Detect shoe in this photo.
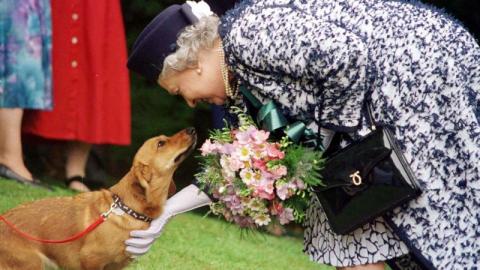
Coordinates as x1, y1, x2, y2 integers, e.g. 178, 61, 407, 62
0, 163, 52, 191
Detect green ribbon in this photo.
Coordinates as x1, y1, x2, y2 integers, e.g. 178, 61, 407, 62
239, 86, 318, 148
257, 101, 288, 131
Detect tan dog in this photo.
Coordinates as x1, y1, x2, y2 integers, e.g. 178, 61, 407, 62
0, 128, 197, 270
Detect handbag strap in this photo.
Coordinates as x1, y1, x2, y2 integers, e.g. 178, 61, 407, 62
365, 102, 377, 131
321, 101, 378, 156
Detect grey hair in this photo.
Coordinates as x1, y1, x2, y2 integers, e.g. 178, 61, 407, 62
160, 15, 220, 79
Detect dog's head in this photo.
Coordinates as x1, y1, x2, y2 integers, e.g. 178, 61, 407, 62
132, 127, 197, 200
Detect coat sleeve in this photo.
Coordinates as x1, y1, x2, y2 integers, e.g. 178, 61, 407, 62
222, 4, 369, 129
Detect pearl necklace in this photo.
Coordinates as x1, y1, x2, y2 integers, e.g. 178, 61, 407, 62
219, 41, 238, 98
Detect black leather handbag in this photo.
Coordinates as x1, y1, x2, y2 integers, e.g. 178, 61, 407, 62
315, 105, 421, 235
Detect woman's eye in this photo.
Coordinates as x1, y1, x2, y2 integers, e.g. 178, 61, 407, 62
157, 141, 166, 148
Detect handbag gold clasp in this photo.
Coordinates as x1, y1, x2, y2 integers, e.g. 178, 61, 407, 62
349, 171, 362, 186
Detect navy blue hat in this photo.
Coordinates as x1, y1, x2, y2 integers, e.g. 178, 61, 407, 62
127, 4, 199, 81
127, 1, 237, 81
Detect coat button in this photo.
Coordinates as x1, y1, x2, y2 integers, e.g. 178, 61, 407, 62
71, 37, 78, 44
72, 13, 79, 21
71, 60, 78, 68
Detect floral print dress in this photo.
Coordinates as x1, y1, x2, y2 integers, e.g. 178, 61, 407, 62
0, 0, 52, 109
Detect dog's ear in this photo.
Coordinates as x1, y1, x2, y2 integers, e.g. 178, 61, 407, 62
133, 162, 152, 190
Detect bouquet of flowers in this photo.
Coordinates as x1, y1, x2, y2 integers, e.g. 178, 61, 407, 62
196, 110, 323, 228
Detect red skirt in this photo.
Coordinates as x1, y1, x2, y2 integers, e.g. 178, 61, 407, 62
23, 0, 131, 145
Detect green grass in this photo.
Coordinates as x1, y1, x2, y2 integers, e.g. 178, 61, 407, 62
0, 179, 332, 270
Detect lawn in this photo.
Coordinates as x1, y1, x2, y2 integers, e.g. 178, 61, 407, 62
0, 179, 333, 270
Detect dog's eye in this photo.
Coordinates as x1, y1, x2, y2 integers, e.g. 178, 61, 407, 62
157, 140, 166, 148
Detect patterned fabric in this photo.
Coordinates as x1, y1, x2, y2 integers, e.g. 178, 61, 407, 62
220, 0, 480, 268
0, 0, 52, 109
304, 196, 409, 266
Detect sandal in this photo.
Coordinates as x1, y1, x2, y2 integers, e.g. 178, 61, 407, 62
65, 175, 103, 191
65, 176, 91, 192
0, 163, 52, 191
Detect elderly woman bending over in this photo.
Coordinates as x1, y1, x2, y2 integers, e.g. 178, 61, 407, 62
126, 1, 480, 269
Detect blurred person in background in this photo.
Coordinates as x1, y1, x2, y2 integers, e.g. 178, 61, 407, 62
22, 0, 131, 192
0, 0, 52, 188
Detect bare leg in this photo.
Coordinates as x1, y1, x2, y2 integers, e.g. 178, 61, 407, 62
0, 108, 32, 181
65, 141, 92, 192
338, 262, 385, 270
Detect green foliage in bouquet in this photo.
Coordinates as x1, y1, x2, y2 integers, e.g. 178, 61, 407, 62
277, 141, 324, 223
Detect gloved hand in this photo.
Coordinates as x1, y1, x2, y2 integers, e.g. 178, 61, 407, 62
125, 184, 211, 256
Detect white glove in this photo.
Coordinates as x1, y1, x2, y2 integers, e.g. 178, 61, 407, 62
125, 184, 211, 256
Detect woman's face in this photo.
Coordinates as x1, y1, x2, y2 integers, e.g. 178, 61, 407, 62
158, 40, 226, 108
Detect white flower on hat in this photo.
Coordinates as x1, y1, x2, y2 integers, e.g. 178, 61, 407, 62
186, 1, 213, 19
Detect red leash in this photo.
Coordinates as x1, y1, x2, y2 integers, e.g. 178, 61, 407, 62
0, 215, 107, 244
0, 202, 116, 244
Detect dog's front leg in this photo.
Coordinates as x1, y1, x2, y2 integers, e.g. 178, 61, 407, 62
0, 248, 46, 270
80, 254, 107, 270
79, 247, 110, 270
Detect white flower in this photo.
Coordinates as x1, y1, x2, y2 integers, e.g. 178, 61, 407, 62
248, 199, 266, 212
254, 213, 271, 226
235, 145, 252, 161
239, 168, 254, 184
186, 1, 213, 20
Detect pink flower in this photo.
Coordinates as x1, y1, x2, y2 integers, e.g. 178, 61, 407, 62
261, 179, 275, 194
233, 215, 255, 228
219, 143, 235, 155
266, 144, 285, 159
275, 182, 290, 200
220, 156, 236, 180
270, 200, 284, 215
252, 159, 267, 171
252, 179, 275, 200
228, 157, 244, 171
278, 207, 294, 225
223, 195, 243, 214
275, 181, 297, 200
251, 129, 269, 144
293, 178, 306, 190
200, 139, 219, 156
235, 128, 254, 145
270, 165, 287, 178
239, 168, 255, 184
221, 154, 244, 172
234, 145, 252, 161
254, 190, 274, 200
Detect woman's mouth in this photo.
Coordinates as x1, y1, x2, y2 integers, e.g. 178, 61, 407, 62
197, 98, 226, 105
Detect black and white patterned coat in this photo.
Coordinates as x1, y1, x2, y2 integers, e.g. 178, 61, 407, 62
219, 0, 480, 269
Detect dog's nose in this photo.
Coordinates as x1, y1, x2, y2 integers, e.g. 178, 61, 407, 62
186, 127, 196, 135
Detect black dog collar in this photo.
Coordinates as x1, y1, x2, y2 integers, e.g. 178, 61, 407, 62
111, 194, 153, 223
